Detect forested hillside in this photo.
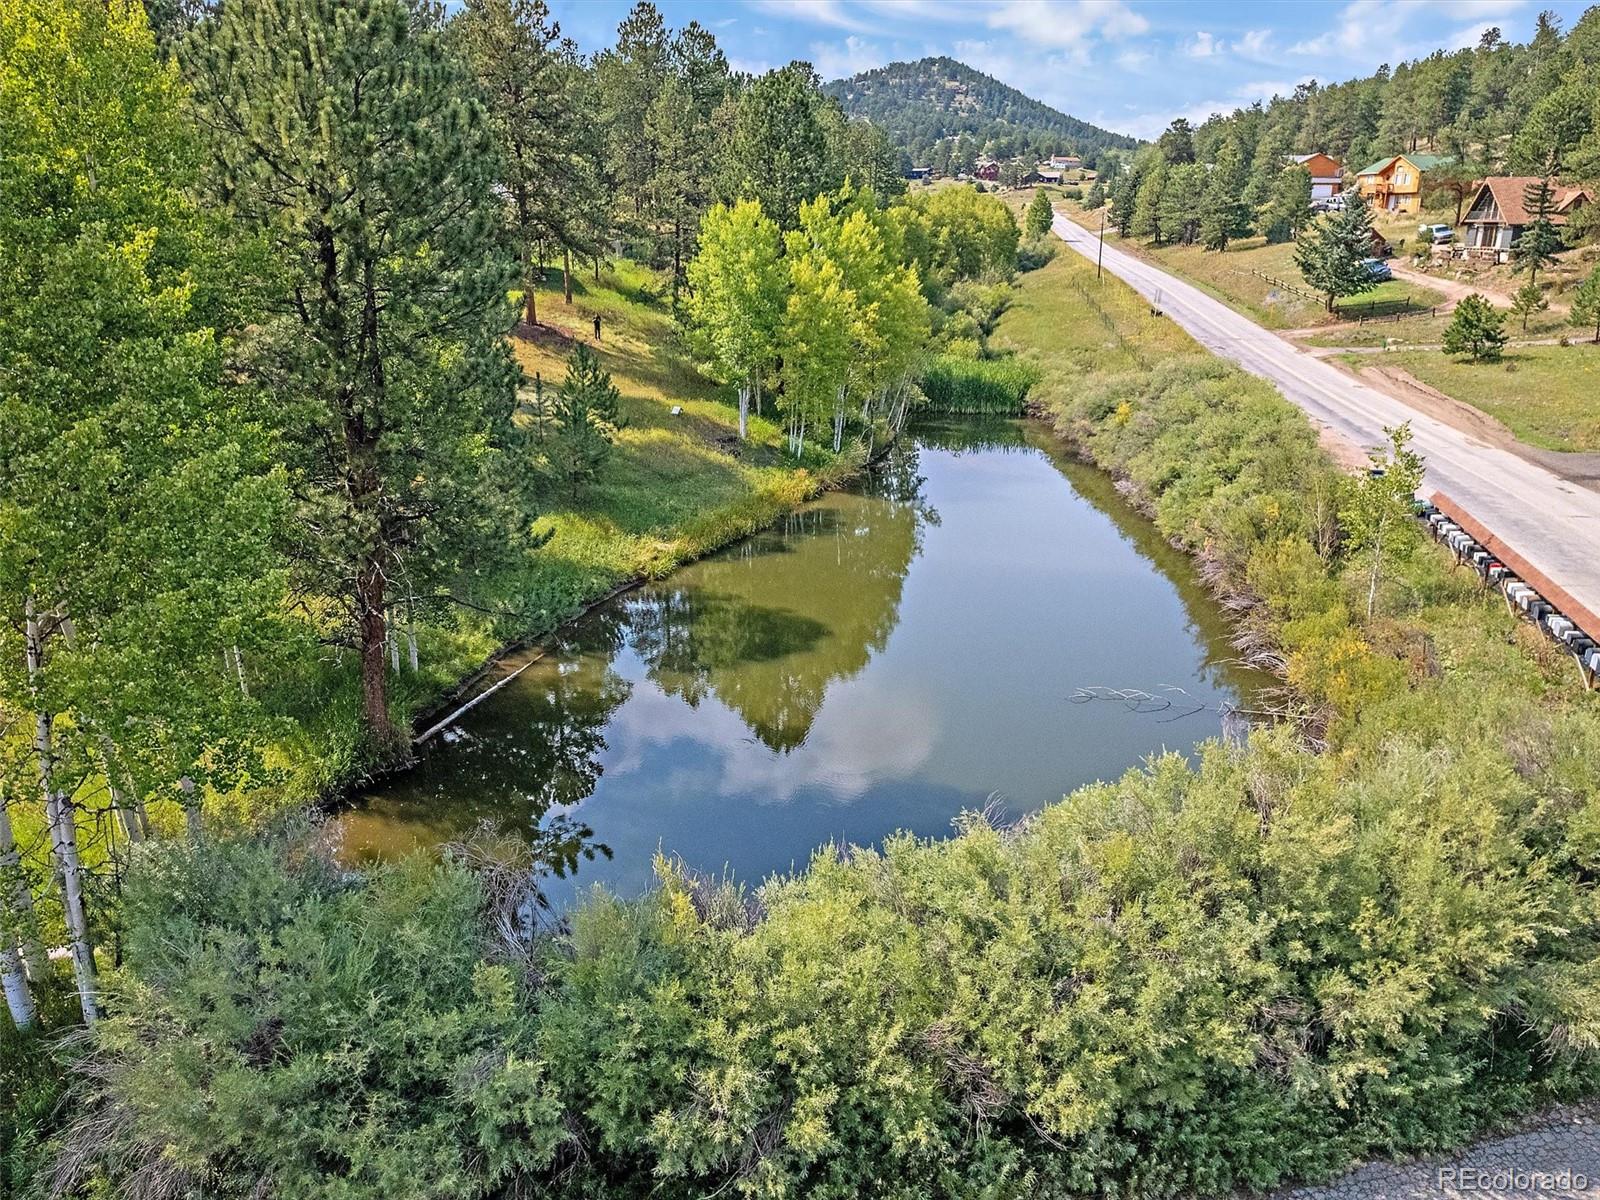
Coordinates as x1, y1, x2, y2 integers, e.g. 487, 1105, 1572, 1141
824, 55, 1138, 171
1096, 8, 1600, 274
1173, 10, 1600, 177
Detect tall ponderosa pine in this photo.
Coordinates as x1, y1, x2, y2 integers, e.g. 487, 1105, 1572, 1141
1262, 165, 1313, 244
721, 62, 840, 228
1, 0, 286, 1027
453, 0, 597, 326
594, 2, 669, 229
1200, 139, 1251, 251
190, 0, 526, 752
646, 22, 729, 293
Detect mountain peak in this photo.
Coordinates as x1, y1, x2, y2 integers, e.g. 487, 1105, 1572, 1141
823, 57, 1137, 165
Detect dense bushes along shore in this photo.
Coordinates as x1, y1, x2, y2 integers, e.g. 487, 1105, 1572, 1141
18, 255, 1600, 1199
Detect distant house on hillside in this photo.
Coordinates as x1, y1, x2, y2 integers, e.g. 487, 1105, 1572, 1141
1355, 153, 1452, 214
1288, 152, 1343, 199
1048, 154, 1081, 171
1033, 166, 1065, 184
975, 160, 1000, 181
1459, 177, 1593, 262
905, 165, 932, 181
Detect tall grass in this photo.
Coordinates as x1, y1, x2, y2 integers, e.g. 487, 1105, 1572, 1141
919, 353, 1041, 414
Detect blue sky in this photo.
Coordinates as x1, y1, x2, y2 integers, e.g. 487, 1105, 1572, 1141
546, 0, 1591, 140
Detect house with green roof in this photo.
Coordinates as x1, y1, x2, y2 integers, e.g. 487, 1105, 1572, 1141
1355, 153, 1454, 214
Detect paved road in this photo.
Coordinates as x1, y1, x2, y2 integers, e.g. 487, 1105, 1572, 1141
1270, 1103, 1600, 1200
1052, 214, 1600, 638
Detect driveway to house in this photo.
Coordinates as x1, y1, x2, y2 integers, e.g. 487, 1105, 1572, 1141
1053, 213, 1600, 639
1385, 260, 1518, 310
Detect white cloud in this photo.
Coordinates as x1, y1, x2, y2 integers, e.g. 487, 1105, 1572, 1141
1285, 0, 1528, 61
1237, 28, 1272, 58
1184, 30, 1221, 57
746, 0, 878, 34
1289, 0, 1409, 56
809, 34, 890, 79
986, 0, 1150, 51
1118, 75, 1312, 140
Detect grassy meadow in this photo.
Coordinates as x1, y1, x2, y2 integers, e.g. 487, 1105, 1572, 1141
1352, 342, 1600, 452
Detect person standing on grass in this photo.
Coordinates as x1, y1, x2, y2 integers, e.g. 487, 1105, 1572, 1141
593, 314, 601, 341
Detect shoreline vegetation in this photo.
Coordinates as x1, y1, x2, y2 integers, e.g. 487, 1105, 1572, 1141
374, 260, 862, 777
29, 237, 1600, 1199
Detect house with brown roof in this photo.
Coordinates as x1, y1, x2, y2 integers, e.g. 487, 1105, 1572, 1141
1289, 152, 1343, 199
1460, 177, 1593, 262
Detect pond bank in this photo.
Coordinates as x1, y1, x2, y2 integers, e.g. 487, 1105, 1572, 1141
337, 416, 1268, 901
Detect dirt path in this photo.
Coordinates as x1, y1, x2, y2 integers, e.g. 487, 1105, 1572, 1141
1387, 260, 1519, 309
1340, 360, 1600, 490
1269, 1102, 1600, 1200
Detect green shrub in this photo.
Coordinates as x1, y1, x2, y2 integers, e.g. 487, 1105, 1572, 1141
919, 354, 1041, 414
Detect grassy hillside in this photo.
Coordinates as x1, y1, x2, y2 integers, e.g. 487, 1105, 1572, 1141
267, 261, 852, 801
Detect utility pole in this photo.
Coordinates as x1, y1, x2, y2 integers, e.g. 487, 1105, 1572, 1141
1097, 208, 1106, 280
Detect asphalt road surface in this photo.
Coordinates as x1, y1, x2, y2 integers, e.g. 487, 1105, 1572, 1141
1053, 213, 1600, 637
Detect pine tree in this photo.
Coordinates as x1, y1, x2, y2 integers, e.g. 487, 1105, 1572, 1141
1512, 177, 1564, 285
454, 0, 598, 326
1200, 139, 1251, 250
1159, 163, 1205, 246
1262, 164, 1312, 244
546, 344, 623, 497
1442, 293, 1508, 361
1025, 187, 1054, 236
1569, 267, 1600, 342
1131, 159, 1167, 243
190, 0, 528, 753
1509, 279, 1547, 332
1084, 178, 1106, 210
1295, 194, 1379, 311
720, 62, 840, 228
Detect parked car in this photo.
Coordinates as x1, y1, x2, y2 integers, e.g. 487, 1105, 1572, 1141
1360, 257, 1393, 282
1418, 222, 1454, 244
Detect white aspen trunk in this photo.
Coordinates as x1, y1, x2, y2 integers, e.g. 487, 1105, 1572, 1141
832, 386, 845, 454
232, 645, 249, 699
737, 383, 749, 441
0, 797, 45, 981
389, 626, 400, 674
796, 414, 806, 458
754, 376, 762, 417
1, 933, 34, 1030
25, 601, 97, 1026
179, 776, 202, 841
407, 602, 419, 673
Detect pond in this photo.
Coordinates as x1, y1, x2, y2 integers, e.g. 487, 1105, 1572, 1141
335, 418, 1265, 903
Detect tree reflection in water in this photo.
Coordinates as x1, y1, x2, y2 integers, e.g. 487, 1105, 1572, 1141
627, 445, 932, 753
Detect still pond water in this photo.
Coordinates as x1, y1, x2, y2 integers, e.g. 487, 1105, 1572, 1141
337, 419, 1263, 903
